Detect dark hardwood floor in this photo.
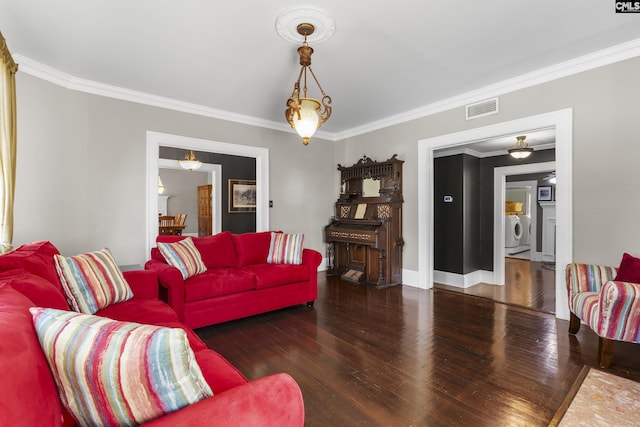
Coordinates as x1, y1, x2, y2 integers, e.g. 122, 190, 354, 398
435, 257, 556, 313
196, 274, 640, 426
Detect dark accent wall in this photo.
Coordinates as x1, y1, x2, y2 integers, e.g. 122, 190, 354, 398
434, 155, 463, 273
463, 155, 481, 274
159, 147, 256, 234
434, 149, 555, 274
434, 154, 480, 274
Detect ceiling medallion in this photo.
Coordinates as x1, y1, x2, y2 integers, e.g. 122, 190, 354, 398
275, 8, 336, 44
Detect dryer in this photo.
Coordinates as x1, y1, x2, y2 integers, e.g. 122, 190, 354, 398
517, 215, 531, 246
505, 215, 522, 248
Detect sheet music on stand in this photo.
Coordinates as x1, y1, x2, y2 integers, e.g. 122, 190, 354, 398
354, 203, 367, 219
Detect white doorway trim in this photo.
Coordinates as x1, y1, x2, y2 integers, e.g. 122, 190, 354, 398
494, 162, 555, 285
158, 159, 222, 237
146, 131, 269, 256
505, 179, 540, 261
417, 108, 572, 319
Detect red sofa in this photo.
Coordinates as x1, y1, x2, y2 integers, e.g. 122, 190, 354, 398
0, 241, 304, 426
145, 231, 322, 329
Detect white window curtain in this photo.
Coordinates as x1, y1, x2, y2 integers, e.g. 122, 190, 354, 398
0, 32, 18, 254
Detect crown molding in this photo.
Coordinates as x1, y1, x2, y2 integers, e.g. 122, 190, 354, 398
14, 37, 640, 142
334, 37, 640, 140
13, 54, 334, 142
434, 142, 556, 159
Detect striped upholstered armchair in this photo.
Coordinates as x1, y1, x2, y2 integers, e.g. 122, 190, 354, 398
566, 259, 640, 368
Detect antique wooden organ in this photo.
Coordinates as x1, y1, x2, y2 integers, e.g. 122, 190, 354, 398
325, 155, 404, 288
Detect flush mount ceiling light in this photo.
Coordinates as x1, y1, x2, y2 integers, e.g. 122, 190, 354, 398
508, 135, 533, 159
277, 9, 335, 145
545, 171, 557, 184
178, 150, 202, 171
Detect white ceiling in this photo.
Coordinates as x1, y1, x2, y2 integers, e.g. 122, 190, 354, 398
2, 1, 640, 140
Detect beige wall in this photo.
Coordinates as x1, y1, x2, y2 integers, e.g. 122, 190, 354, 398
15, 73, 336, 265
14, 55, 640, 272
337, 56, 640, 271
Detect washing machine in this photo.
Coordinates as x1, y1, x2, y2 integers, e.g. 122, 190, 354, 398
517, 215, 531, 246
505, 215, 522, 248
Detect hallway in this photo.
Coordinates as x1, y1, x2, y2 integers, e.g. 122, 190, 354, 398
434, 257, 556, 313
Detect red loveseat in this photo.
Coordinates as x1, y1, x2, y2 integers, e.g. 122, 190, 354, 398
145, 231, 322, 329
0, 241, 304, 426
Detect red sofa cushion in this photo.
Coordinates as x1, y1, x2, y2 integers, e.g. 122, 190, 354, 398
193, 232, 237, 268
184, 269, 256, 302
193, 349, 248, 394
231, 231, 273, 267
0, 286, 64, 426
243, 264, 310, 289
0, 269, 69, 310
0, 241, 63, 292
95, 298, 208, 352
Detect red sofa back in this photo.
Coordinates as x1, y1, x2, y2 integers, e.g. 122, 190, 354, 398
152, 231, 275, 268
0, 281, 66, 426
0, 241, 63, 292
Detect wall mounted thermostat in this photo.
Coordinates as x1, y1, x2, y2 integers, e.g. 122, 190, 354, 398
443, 195, 453, 203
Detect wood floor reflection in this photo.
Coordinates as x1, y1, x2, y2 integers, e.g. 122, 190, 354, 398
435, 257, 556, 313
196, 273, 640, 426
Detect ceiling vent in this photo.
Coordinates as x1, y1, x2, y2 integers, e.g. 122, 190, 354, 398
466, 98, 499, 120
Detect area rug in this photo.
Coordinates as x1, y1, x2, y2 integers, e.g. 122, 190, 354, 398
550, 366, 640, 426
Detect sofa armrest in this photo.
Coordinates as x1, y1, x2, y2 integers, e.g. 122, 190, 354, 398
302, 248, 322, 303
565, 263, 617, 296
598, 280, 640, 342
142, 373, 304, 427
302, 248, 322, 270
144, 259, 186, 321
123, 269, 159, 300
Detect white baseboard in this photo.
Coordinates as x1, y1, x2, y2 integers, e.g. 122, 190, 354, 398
434, 269, 494, 288
402, 269, 421, 288
540, 253, 556, 262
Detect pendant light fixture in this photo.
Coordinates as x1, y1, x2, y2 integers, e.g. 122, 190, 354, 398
178, 150, 202, 171
283, 22, 332, 145
158, 176, 165, 194
508, 135, 533, 159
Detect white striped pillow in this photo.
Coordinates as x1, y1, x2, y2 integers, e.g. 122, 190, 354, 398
157, 237, 207, 279
267, 232, 304, 265
54, 248, 133, 314
30, 307, 213, 427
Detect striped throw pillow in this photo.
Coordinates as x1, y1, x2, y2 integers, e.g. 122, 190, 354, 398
54, 248, 133, 314
30, 307, 213, 427
267, 232, 304, 265
157, 237, 207, 279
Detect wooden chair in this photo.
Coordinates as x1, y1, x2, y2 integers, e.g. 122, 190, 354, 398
159, 216, 176, 235
174, 213, 187, 227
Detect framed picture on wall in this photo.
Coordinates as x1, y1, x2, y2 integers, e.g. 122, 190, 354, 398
228, 179, 256, 213
537, 186, 552, 201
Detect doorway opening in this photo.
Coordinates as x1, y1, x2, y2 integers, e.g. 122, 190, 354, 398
146, 131, 270, 255
418, 109, 572, 319
158, 159, 222, 238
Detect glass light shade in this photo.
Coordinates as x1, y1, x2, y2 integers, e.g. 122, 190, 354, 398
158, 176, 165, 194
508, 148, 533, 159
293, 98, 321, 145
179, 160, 202, 171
